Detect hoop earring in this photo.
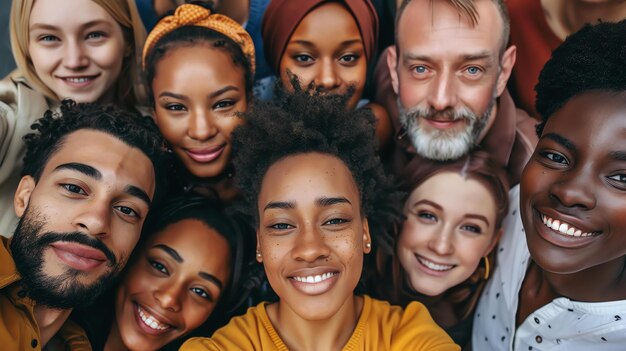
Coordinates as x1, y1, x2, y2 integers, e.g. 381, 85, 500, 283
483, 256, 490, 280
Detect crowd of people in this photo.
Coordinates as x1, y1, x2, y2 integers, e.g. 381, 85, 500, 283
0, 0, 624, 350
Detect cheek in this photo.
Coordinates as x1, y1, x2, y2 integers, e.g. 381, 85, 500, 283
156, 115, 186, 145
218, 114, 246, 142
458, 84, 496, 114
182, 304, 214, 332
94, 34, 127, 70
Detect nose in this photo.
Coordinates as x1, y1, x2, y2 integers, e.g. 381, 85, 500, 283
315, 59, 341, 91
187, 109, 218, 141
549, 166, 597, 210
427, 226, 455, 256
73, 198, 110, 237
427, 69, 457, 111
62, 39, 89, 70
291, 224, 331, 262
154, 282, 183, 312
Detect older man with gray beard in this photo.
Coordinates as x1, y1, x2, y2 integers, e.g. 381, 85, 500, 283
376, 0, 537, 185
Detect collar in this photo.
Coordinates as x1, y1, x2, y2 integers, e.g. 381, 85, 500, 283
395, 89, 518, 168
0, 236, 21, 289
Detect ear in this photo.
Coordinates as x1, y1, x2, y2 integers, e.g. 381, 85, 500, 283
255, 230, 263, 263
362, 219, 372, 254
14, 176, 36, 217
387, 46, 400, 95
495, 45, 516, 97
485, 227, 504, 255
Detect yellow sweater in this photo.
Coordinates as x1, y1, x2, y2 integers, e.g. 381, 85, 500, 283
181, 295, 460, 351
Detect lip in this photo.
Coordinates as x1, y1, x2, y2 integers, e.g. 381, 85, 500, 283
56, 74, 100, 88
414, 254, 456, 277
132, 302, 174, 336
532, 208, 601, 249
287, 267, 340, 296
184, 144, 226, 164
422, 118, 464, 130
50, 242, 107, 271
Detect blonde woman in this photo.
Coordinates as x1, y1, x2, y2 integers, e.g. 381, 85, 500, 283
0, 0, 146, 234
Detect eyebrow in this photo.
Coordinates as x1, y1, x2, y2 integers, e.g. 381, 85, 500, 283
158, 86, 239, 101
411, 199, 443, 211
153, 244, 223, 290
54, 162, 102, 180
609, 151, 626, 162
465, 214, 491, 226
30, 20, 113, 32
403, 50, 493, 63
543, 133, 577, 153
198, 272, 223, 290
289, 39, 362, 48
315, 196, 352, 207
264, 201, 295, 212
54, 162, 151, 206
153, 244, 183, 263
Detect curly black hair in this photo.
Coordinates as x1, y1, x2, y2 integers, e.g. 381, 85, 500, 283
21, 99, 168, 206
535, 20, 626, 135
232, 83, 402, 253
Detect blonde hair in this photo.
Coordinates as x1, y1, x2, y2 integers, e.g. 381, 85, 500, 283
9, 0, 147, 108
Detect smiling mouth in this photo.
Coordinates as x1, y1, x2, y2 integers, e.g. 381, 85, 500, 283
416, 255, 455, 272
291, 272, 338, 283
59, 75, 100, 85
135, 303, 172, 333
541, 214, 600, 238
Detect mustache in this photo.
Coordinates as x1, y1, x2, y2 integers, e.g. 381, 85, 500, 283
405, 105, 478, 122
38, 232, 117, 267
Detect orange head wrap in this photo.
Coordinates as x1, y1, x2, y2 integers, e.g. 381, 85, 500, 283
142, 3, 255, 74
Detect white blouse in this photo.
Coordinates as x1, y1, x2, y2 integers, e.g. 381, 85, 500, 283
472, 185, 626, 350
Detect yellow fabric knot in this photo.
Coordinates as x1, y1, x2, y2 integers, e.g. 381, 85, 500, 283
142, 3, 255, 75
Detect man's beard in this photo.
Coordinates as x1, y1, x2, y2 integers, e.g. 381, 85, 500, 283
398, 98, 495, 161
10, 206, 123, 309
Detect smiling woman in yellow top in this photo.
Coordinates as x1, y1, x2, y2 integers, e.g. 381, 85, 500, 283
180, 87, 460, 351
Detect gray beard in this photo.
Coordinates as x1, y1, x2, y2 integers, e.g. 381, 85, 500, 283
398, 99, 495, 161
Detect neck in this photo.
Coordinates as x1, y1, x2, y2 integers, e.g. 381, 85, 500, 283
542, 257, 626, 302
267, 296, 363, 351
542, 0, 626, 40
182, 167, 237, 202
33, 305, 72, 346
104, 319, 130, 351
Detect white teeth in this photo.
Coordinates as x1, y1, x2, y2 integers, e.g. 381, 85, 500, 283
292, 272, 337, 283
66, 77, 90, 83
417, 256, 454, 271
137, 305, 170, 331
541, 214, 597, 238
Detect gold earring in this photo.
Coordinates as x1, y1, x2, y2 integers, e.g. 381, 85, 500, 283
483, 256, 490, 280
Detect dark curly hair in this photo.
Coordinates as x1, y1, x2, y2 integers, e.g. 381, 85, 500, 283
535, 20, 626, 135
21, 100, 168, 206
232, 83, 402, 253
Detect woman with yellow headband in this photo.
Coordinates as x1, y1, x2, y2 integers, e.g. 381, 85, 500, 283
143, 2, 255, 203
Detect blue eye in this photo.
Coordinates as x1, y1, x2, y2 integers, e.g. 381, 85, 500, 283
40, 35, 60, 42
86, 31, 106, 40
417, 211, 437, 222
270, 223, 293, 230
608, 174, 626, 183
461, 224, 482, 234
466, 66, 481, 75
413, 66, 427, 74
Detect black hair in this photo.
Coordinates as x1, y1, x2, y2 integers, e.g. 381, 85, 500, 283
139, 195, 253, 333
232, 81, 402, 253
21, 100, 167, 206
535, 20, 626, 135
144, 23, 253, 105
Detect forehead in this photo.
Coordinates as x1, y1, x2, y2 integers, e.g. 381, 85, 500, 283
290, 3, 362, 43
542, 92, 626, 149
259, 153, 361, 206
41, 129, 155, 197
149, 219, 231, 273
409, 172, 496, 216
153, 45, 245, 90
397, 0, 503, 56
29, 0, 118, 28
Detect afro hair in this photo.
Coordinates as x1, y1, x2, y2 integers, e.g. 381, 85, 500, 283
232, 83, 402, 253
535, 20, 626, 135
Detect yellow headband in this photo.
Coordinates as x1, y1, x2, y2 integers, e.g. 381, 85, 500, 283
142, 4, 255, 75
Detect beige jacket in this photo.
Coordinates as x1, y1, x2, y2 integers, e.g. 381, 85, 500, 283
0, 73, 50, 236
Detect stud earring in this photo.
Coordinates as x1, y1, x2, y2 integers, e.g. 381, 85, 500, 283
256, 250, 262, 259
365, 242, 371, 249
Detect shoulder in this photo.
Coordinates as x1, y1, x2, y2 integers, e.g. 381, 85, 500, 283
364, 296, 461, 351
180, 303, 277, 351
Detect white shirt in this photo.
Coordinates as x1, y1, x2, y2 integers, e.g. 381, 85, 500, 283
472, 185, 626, 351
